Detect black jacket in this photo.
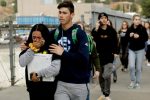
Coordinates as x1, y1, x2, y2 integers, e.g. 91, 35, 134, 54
125, 24, 148, 51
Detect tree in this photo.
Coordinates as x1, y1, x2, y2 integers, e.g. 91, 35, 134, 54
141, 0, 150, 18
0, 0, 7, 7
130, 3, 138, 12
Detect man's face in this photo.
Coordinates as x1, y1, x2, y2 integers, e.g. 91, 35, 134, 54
58, 7, 74, 25
133, 16, 141, 26
99, 16, 108, 25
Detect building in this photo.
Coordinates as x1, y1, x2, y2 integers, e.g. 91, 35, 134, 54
17, 0, 106, 24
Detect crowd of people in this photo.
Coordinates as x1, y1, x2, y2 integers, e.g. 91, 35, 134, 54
19, 1, 150, 100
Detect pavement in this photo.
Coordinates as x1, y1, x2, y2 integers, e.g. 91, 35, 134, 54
0, 65, 150, 100
0, 46, 150, 100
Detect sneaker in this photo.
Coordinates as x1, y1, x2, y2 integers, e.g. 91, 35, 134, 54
147, 62, 150, 67
124, 68, 127, 72
135, 83, 140, 89
105, 97, 111, 100
97, 95, 105, 100
113, 76, 117, 83
121, 68, 124, 72
128, 81, 135, 89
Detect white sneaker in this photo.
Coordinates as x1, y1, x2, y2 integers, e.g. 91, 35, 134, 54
128, 81, 135, 89
105, 97, 111, 100
135, 83, 140, 89
98, 95, 105, 100
147, 62, 150, 67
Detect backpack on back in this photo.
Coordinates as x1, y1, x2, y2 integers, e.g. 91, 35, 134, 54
54, 28, 94, 54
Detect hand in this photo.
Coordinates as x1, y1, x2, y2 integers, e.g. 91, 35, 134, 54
95, 21, 100, 31
20, 42, 28, 51
130, 32, 134, 37
49, 44, 64, 56
33, 39, 45, 49
114, 54, 118, 57
133, 33, 139, 39
30, 72, 40, 82
93, 71, 100, 79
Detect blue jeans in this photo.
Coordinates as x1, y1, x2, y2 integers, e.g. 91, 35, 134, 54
128, 49, 145, 84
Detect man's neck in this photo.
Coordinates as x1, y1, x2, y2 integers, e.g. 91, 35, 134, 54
62, 22, 73, 30
101, 24, 107, 30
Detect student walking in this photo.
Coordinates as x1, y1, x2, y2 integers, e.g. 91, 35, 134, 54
125, 15, 148, 89
118, 21, 129, 72
144, 21, 150, 66
49, 1, 90, 100
19, 24, 61, 100
92, 12, 119, 100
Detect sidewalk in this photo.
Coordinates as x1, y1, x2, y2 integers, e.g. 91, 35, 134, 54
0, 66, 150, 100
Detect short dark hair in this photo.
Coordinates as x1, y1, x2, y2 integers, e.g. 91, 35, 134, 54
132, 14, 141, 20
57, 1, 74, 13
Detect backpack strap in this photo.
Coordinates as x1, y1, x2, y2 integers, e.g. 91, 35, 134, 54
87, 34, 94, 54
54, 28, 59, 41
54, 28, 78, 44
72, 28, 78, 44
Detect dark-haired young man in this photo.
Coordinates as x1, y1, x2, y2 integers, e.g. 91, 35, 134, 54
92, 12, 119, 100
49, 1, 90, 100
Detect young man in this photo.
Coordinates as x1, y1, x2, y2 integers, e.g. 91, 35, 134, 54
92, 12, 119, 100
125, 15, 148, 89
49, 1, 90, 100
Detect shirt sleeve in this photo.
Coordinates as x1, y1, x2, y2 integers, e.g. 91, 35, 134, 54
19, 49, 34, 67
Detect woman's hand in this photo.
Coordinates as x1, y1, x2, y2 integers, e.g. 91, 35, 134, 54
30, 72, 40, 82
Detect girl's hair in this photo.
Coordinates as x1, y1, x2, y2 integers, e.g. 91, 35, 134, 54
26, 24, 51, 51
57, 1, 74, 13
118, 21, 128, 33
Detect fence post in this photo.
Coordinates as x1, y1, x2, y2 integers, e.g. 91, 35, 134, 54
9, 18, 15, 86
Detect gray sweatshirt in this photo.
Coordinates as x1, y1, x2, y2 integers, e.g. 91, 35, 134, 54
19, 48, 61, 78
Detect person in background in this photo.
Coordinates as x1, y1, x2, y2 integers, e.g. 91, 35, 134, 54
107, 19, 119, 83
19, 24, 60, 100
76, 21, 100, 100
125, 14, 148, 89
92, 12, 119, 100
118, 21, 129, 72
49, 1, 90, 100
144, 21, 150, 66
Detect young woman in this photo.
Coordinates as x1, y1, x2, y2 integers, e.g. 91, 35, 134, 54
144, 22, 150, 66
125, 15, 148, 89
118, 21, 129, 72
19, 24, 60, 100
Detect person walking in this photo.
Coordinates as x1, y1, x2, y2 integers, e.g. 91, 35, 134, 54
76, 21, 100, 100
92, 12, 119, 100
125, 15, 148, 89
49, 1, 90, 100
19, 24, 61, 100
144, 21, 150, 66
118, 21, 129, 72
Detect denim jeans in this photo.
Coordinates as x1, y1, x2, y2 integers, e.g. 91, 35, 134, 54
128, 49, 145, 84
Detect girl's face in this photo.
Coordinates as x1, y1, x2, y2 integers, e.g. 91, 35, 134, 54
32, 31, 43, 43
144, 22, 150, 29
122, 22, 128, 29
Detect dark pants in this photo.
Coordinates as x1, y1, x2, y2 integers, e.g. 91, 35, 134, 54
99, 65, 111, 97
146, 45, 150, 62
27, 81, 57, 100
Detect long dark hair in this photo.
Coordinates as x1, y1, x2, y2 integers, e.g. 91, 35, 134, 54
26, 24, 51, 51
